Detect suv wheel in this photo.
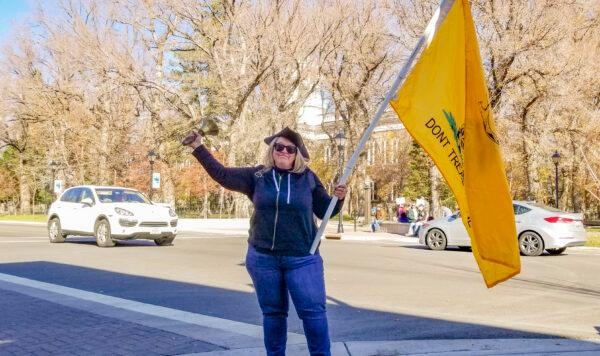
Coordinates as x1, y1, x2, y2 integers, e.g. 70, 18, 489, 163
154, 236, 175, 246
95, 219, 115, 247
48, 218, 66, 243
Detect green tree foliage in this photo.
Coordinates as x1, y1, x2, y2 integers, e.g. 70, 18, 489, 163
401, 141, 431, 202
437, 177, 456, 210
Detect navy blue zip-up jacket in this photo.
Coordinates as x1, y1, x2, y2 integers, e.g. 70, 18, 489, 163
192, 145, 343, 256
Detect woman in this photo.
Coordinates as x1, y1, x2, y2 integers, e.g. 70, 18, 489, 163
183, 127, 347, 356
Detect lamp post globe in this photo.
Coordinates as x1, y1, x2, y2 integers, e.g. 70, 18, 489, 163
335, 131, 346, 149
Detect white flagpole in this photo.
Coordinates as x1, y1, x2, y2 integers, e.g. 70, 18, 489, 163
310, 0, 456, 254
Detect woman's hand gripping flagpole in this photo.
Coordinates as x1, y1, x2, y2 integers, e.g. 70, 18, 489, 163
309, 0, 455, 254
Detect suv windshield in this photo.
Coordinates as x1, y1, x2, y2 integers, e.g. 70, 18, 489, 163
95, 189, 150, 204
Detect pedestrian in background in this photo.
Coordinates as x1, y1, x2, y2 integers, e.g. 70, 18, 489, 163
410, 202, 429, 236
406, 204, 419, 236
397, 203, 409, 223
183, 127, 346, 356
371, 205, 382, 232
441, 205, 453, 218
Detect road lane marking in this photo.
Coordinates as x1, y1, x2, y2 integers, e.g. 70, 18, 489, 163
0, 272, 304, 348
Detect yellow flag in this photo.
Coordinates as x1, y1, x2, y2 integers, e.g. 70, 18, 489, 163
390, 0, 520, 287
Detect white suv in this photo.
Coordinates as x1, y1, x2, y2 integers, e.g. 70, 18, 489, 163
47, 185, 177, 247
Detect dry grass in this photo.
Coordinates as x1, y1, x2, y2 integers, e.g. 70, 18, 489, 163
586, 230, 600, 247
0, 214, 47, 222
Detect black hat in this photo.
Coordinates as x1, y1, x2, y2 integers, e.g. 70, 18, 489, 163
264, 127, 310, 159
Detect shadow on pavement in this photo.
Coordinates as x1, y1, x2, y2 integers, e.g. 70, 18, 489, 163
0, 260, 597, 345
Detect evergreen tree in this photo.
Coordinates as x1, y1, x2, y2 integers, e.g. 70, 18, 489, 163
402, 141, 431, 202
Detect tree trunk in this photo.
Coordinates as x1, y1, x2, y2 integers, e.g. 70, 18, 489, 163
98, 114, 110, 184
18, 154, 31, 214
429, 164, 441, 218
161, 166, 176, 205
202, 178, 209, 219
219, 187, 224, 218
226, 195, 235, 216
568, 138, 578, 212
226, 150, 245, 218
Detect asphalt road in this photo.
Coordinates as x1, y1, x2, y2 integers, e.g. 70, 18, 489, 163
1, 222, 599, 343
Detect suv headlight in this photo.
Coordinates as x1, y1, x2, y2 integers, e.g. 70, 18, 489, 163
168, 208, 177, 217
115, 207, 134, 216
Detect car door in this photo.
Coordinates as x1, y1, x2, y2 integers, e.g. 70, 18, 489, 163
445, 212, 470, 246
59, 188, 82, 231
71, 188, 98, 233
50, 191, 69, 226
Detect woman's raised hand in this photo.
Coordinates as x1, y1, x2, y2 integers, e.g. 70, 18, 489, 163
182, 131, 203, 149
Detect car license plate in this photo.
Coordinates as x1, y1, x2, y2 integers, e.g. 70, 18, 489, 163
151, 228, 161, 235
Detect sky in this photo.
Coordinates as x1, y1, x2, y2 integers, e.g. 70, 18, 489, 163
0, 0, 32, 43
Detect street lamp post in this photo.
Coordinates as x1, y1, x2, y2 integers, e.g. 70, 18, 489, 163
364, 178, 372, 226
147, 150, 157, 201
551, 151, 561, 208
335, 131, 346, 233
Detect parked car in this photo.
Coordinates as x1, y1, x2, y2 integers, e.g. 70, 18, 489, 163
47, 185, 177, 247
418, 201, 586, 256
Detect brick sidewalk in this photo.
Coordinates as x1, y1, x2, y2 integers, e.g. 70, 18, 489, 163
0, 289, 221, 355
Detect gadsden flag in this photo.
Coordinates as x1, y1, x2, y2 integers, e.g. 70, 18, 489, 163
390, 0, 520, 287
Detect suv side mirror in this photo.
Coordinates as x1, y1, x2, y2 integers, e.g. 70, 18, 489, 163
81, 197, 94, 206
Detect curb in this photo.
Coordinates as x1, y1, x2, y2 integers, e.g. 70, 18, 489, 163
189, 338, 600, 355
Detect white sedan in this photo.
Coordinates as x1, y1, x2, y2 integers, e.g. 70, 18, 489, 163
47, 185, 177, 247
418, 201, 586, 256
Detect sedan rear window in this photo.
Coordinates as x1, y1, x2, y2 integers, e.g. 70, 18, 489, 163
513, 204, 532, 215
95, 189, 150, 204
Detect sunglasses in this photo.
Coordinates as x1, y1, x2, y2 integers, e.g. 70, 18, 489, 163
274, 143, 298, 154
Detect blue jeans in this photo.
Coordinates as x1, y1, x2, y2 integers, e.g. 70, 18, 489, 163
245, 246, 331, 356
